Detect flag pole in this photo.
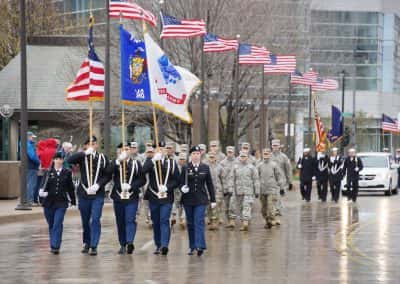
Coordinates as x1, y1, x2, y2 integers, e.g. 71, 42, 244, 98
308, 85, 313, 149
287, 74, 292, 158
89, 100, 93, 187
260, 65, 266, 150
142, 17, 163, 185
104, 0, 111, 157
119, 14, 127, 183
233, 35, 240, 152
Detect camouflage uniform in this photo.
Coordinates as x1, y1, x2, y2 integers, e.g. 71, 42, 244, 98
270, 150, 292, 215
219, 154, 237, 221
257, 159, 284, 227
205, 160, 225, 225
229, 160, 260, 221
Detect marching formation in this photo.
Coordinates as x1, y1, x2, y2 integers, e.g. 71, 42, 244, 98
38, 137, 296, 256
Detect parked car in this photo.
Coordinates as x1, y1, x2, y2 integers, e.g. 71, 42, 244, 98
342, 152, 399, 196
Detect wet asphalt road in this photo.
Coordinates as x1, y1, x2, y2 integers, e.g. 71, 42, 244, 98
1, 190, 400, 284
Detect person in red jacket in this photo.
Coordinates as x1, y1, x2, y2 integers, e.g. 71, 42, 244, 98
36, 139, 58, 205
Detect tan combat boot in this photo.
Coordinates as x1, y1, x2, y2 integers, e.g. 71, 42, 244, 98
179, 218, 186, 230
225, 219, 236, 228
239, 220, 249, 231
208, 220, 218, 231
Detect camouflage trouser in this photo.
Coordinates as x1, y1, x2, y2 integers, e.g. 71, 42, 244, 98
229, 194, 254, 221
172, 188, 185, 220
260, 194, 275, 221
223, 194, 232, 221
207, 197, 224, 221
272, 193, 283, 215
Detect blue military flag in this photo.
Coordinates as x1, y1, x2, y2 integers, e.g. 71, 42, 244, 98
120, 26, 151, 105
327, 105, 343, 143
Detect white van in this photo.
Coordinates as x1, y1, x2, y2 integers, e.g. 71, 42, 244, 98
342, 152, 399, 196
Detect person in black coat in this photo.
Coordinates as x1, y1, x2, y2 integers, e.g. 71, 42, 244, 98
328, 147, 344, 203
109, 143, 146, 254
39, 152, 76, 254
315, 148, 329, 202
142, 142, 180, 256
297, 148, 316, 202
66, 136, 111, 255
180, 145, 216, 256
343, 148, 364, 202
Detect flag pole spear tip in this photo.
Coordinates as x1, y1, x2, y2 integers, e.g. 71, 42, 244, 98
236, 34, 240, 39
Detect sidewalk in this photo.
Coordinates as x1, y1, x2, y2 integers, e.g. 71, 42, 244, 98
0, 199, 114, 225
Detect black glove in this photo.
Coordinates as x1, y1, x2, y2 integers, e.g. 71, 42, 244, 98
255, 194, 259, 199
280, 189, 285, 196
288, 183, 293, 190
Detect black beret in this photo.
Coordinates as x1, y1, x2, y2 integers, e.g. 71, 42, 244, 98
84, 135, 97, 145
189, 145, 201, 154
53, 152, 64, 159
159, 141, 166, 147
117, 143, 123, 149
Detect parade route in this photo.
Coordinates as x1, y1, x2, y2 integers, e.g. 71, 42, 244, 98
1, 190, 400, 283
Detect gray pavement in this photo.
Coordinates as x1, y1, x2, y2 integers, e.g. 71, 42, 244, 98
1, 190, 400, 283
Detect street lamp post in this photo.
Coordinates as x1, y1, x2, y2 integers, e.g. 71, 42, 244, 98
15, 0, 31, 211
340, 70, 346, 154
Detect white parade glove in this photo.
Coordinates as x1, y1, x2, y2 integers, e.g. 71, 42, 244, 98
91, 183, 100, 192
39, 188, 48, 198
86, 188, 96, 195
211, 202, 217, 209
298, 164, 302, 169
152, 152, 163, 162
118, 151, 128, 162
312, 176, 316, 181
355, 167, 359, 172
84, 147, 94, 156
70, 205, 77, 209
181, 185, 189, 194
159, 185, 168, 193
121, 183, 131, 191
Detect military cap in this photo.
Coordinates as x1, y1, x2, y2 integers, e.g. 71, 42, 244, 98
226, 146, 235, 152
146, 146, 154, 153
166, 142, 175, 149
209, 140, 219, 147
262, 148, 271, 154
190, 145, 201, 154
158, 141, 166, 148
331, 147, 339, 152
271, 139, 281, 146
241, 142, 250, 148
53, 152, 64, 159
348, 148, 356, 153
146, 141, 153, 147
303, 148, 310, 153
239, 151, 248, 157
84, 135, 97, 145
129, 141, 138, 148
208, 152, 216, 158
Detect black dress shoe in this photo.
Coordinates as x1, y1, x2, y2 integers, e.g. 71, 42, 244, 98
118, 246, 126, 255
197, 249, 203, 256
89, 248, 97, 256
50, 248, 59, 255
127, 243, 135, 254
161, 247, 169, 255
154, 248, 161, 255
81, 244, 89, 254
187, 249, 195, 256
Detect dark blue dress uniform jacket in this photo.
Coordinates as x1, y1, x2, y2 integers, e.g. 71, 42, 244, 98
179, 162, 216, 206
41, 167, 76, 208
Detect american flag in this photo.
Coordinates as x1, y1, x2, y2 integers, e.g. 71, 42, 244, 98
290, 70, 318, 86
312, 77, 339, 91
109, 0, 157, 27
315, 110, 326, 152
160, 13, 206, 38
203, 33, 238, 53
382, 114, 400, 133
263, 54, 296, 74
238, 44, 270, 65
67, 15, 104, 101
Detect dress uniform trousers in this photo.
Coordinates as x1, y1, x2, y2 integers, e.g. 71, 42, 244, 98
78, 196, 104, 249
113, 201, 139, 246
